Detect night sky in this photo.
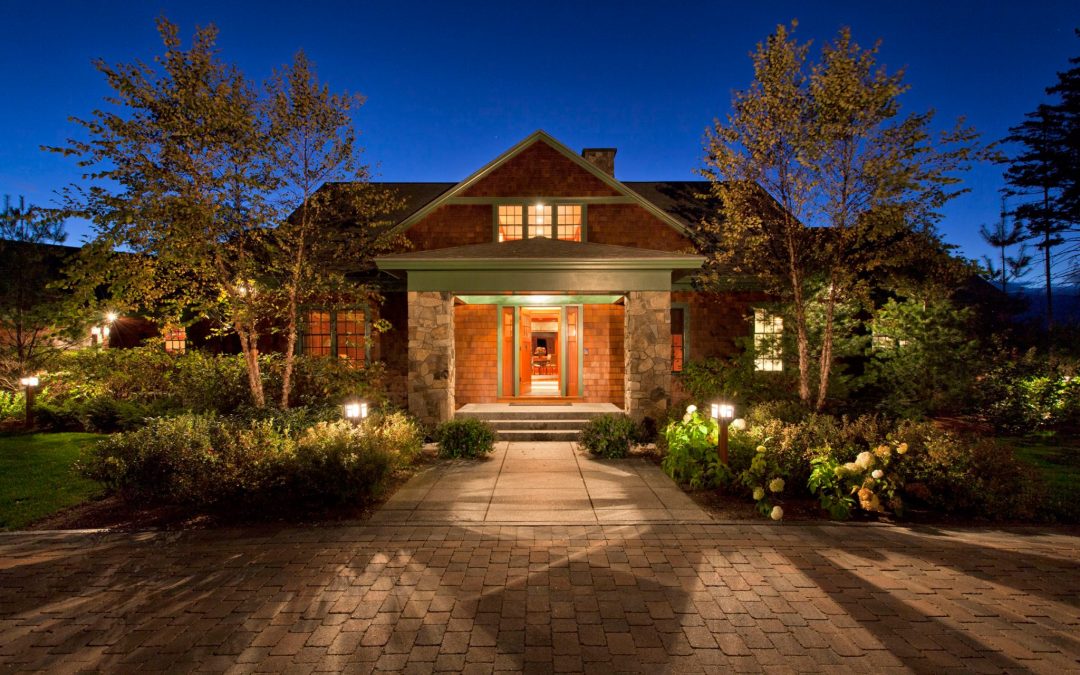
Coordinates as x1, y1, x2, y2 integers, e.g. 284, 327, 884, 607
2, 1, 1077, 275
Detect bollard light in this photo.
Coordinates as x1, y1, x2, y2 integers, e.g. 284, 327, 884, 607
343, 401, 369, 424
20, 376, 39, 429
710, 401, 735, 465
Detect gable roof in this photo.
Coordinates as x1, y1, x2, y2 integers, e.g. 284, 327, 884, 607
388, 130, 696, 237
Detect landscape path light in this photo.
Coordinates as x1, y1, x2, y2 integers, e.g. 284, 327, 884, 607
19, 376, 39, 430
343, 400, 369, 426
710, 402, 735, 465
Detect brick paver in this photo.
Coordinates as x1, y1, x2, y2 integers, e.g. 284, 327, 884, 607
1, 523, 1078, 673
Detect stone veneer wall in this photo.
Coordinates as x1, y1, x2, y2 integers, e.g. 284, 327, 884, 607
624, 291, 672, 421
407, 291, 455, 428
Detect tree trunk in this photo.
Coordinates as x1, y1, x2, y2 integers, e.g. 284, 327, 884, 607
1043, 185, 1054, 334
815, 282, 838, 411
790, 271, 812, 406
279, 286, 299, 409
237, 325, 265, 408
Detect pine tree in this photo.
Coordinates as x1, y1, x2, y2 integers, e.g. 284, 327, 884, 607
980, 197, 1030, 293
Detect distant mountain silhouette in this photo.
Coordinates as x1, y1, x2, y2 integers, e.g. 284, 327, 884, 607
1005, 284, 1080, 324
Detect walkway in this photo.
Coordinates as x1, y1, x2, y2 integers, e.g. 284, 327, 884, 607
1, 524, 1077, 672
371, 441, 711, 524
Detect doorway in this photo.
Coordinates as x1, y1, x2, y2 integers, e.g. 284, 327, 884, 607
497, 304, 582, 400
520, 307, 560, 396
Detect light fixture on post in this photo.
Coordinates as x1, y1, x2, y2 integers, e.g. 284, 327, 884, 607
343, 401, 369, 425
710, 402, 735, 465
19, 376, 39, 430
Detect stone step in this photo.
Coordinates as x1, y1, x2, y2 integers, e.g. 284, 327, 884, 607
497, 429, 582, 442
457, 410, 607, 421
488, 419, 591, 430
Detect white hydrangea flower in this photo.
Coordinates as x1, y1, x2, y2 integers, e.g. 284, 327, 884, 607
682, 413, 691, 422
896, 443, 909, 455
769, 478, 785, 493
872, 469, 884, 480
753, 487, 765, 501
731, 418, 747, 431
686, 404, 697, 414
855, 451, 874, 471
770, 506, 784, 521
755, 445, 767, 454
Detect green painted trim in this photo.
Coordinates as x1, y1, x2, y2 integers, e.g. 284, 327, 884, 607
512, 306, 520, 397
389, 130, 691, 237
577, 305, 584, 398
449, 196, 634, 205
457, 294, 623, 306
406, 269, 676, 292
581, 203, 589, 243
559, 306, 567, 396
496, 307, 504, 398
382, 258, 703, 271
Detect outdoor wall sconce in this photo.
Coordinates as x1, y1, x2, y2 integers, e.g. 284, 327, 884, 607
19, 376, 39, 430
343, 401, 369, 424
711, 402, 735, 465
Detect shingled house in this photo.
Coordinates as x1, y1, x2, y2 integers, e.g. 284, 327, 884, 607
305, 131, 777, 427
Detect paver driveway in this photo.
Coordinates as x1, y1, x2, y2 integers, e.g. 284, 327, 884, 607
373, 441, 710, 524
1, 523, 1077, 673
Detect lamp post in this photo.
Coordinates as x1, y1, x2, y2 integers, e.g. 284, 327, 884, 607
19, 376, 39, 430
710, 402, 735, 465
343, 401, 369, 426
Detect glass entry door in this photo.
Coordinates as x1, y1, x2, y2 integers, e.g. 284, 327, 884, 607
497, 304, 584, 399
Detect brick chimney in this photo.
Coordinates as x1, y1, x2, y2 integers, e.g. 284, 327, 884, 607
581, 148, 617, 177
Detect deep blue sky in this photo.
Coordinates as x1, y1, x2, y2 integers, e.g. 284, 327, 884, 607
3, 1, 1078, 273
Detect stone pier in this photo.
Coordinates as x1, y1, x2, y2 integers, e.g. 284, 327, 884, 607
407, 291, 455, 428
624, 290, 671, 421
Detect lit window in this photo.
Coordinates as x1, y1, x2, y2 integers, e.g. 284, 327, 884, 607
671, 306, 686, 372
335, 310, 366, 364
527, 205, 552, 238
557, 205, 582, 242
164, 325, 187, 354
498, 206, 523, 242
303, 311, 332, 356
303, 310, 366, 365
753, 308, 783, 371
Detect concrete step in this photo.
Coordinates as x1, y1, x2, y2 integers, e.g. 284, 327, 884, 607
497, 429, 582, 442
489, 419, 591, 431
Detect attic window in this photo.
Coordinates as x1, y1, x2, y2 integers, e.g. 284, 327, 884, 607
498, 206, 523, 242
557, 205, 582, 242
527, 205, 552, 238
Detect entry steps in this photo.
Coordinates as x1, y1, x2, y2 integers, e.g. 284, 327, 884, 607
455, 403, 621, 442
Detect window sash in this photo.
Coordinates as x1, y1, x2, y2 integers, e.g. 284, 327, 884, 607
753, 309, 783, 371
495, 203, 584, 242
302, 309, 367, 364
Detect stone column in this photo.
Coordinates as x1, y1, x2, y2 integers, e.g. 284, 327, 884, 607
407, 291, 455, 428
624, 291, 672, 421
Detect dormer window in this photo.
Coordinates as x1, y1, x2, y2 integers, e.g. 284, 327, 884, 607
495, 203, 584, 242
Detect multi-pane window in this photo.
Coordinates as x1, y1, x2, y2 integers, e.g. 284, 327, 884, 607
163, 325, 187, 354
526, 205, 552, 238
498, 205, 523, 242
303, 311, 333, 356
335, 310, 365, 363
671, 307, 686, 372
303, 310, 367, 365
557, 205, 582, 242
495, 203, 585, 242
753, 308, 783, 372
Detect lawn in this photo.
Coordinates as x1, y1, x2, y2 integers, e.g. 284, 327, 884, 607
1011, 435, 1080, 521
0, 432, 105, 530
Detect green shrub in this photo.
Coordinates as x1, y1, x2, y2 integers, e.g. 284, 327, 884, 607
435, 418, 497, 459
79, 411, 423, 514
580, 413, 638, 459
292, 421, 398, 506
660, 406, 728, 488
0, 390, 24, 424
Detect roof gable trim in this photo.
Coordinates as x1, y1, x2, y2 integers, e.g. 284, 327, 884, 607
392, 130, 691, 236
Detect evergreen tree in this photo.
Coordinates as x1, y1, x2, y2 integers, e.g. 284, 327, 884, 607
979, 197, 1031, 293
